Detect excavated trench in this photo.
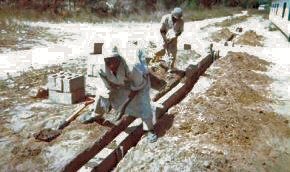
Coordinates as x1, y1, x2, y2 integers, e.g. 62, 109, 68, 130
114, 52, 290, 172
62, 53, 217, 172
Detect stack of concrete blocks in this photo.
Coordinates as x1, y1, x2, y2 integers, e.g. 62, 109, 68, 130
86, 43, 105, 96
48, 72, 85, 104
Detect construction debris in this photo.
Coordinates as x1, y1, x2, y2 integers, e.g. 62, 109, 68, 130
28, 86, 48, 98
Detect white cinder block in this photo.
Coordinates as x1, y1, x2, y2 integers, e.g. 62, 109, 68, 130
62, 73, 85, 93
49, 89, 85, 104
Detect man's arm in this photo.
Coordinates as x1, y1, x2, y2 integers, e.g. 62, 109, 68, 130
160, 28, 167, 42
99, 71, 120, 89
97, 69, 113, 98
160, 15, 168, 43
127, 64, 148, 98
175, 19, 184, 37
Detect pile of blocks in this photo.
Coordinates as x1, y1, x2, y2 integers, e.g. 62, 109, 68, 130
47, 72, 85, 104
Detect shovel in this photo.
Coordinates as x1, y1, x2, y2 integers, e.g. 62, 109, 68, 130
34, 97, 94, 142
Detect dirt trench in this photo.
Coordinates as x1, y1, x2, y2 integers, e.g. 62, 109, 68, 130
115, 52, 290, 172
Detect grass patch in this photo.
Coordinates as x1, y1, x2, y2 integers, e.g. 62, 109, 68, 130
184, 6, 242, 21
0, 6, 243, 23
0, 80, 7, 91
0, 65, 63, 110
248, 9, 269, 19
0, 18, 70, 52
214, 15, 249, 27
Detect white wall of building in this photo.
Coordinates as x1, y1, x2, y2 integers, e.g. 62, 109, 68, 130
269, 0, 290, 41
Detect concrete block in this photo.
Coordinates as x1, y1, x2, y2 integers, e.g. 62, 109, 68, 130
184, 44, 191, 50
47, 74, 64, 92
87, 54, 105, 78
87, 64, 94, 77
92, 43, 103, 54
49, 88, 85, 104
86, 77, 104, 96
47, 72, 85, 93
62, 73, 85, 93
87, 64, 99, 77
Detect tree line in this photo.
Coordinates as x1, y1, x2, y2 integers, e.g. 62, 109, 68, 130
0, 0, 271, 15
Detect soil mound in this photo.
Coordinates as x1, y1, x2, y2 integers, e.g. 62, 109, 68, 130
236, 30, 264, 47
211, 28, 236, 42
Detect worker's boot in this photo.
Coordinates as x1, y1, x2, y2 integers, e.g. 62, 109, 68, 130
79, 111, 101, 124
147, 130, 158, 143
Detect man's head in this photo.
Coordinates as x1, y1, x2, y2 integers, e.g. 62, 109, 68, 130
104, 46, 121, 73
171, 7, 183, 19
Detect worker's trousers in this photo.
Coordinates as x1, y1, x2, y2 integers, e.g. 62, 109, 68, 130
91, 85, 155, 131
153, 38, 177, 68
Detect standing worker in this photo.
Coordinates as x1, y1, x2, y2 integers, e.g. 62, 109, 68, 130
80, 46, 158, 143
154, 7, 184, 69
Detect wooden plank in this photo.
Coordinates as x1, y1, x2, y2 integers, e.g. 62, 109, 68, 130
62, 116, 135, 172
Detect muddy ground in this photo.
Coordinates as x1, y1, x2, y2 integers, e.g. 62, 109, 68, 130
115, 52, 290, 172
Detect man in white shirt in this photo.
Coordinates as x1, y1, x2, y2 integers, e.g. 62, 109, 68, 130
154, 7, 184, 69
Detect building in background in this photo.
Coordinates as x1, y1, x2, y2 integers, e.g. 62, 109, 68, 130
269, 0, 290, 41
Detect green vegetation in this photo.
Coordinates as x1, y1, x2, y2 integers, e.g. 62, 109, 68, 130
184, 6, 242, 21
0, 0, 271, 52
214, 15, 249, 27
248, 9, 270, 19
0, 80, 7, 91
0, 0, 271, 23
0, 19, 61, 52
0, 6, 244, 23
